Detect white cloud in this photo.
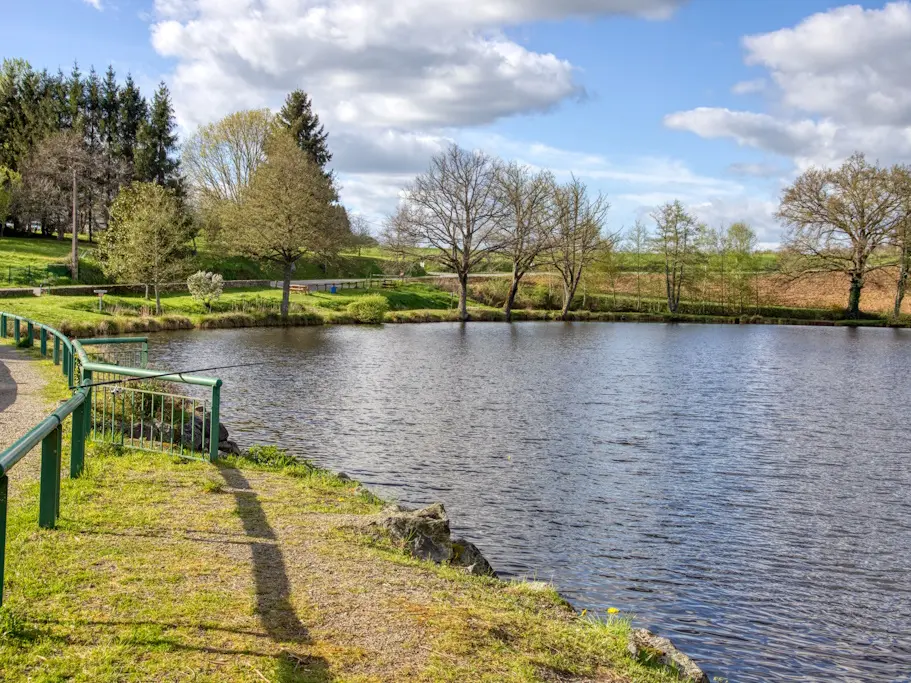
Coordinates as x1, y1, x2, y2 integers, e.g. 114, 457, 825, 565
665, 1, 911, 170
151, 0, 684, 132
82, 0, 102, 9
148, 0, 687, 218
731, 78, 765, 95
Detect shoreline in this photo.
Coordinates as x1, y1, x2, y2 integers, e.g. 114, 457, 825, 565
35, 307, 911, 338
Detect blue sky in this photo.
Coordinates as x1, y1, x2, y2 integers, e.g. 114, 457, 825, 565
5, 0, 908, 245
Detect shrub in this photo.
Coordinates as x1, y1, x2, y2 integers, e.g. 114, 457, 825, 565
187, 271, 224, 311
347, 295, 389, 324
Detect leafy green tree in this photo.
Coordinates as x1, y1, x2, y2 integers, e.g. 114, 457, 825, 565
135, 82, 180, 189
277, 90, 332, 171
100, 182, 189, 314
226, 132, 343, 318
0, 165, 21, 237
726, 221, 757, 314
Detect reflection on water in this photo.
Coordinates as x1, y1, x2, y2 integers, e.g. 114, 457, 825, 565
151, 322, 911, 682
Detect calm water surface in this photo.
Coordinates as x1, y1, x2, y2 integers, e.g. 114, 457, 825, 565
151, 322, 911, 683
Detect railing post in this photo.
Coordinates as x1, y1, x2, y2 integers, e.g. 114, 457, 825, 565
53, 336, 60, 365
13, 320, 20, 346
71, 399, 86, 478
209, 381, 221, 462
40, 327, 48, 356
26, 321, 34, 347
0, 313, 6, 337
83, 368, 93, 439
39, 425, 61, 529
0, 474, 7, 607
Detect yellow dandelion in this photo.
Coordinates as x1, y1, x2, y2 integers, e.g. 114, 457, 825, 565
607, 607, 620, 614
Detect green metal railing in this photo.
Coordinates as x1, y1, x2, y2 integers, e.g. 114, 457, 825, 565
0, 313, 223, 606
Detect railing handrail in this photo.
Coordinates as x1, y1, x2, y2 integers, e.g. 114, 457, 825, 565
71, 339, 220, 388
0, 390, 87, 476
0, 311, 224, 607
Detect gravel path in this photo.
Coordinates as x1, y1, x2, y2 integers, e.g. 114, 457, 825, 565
0, 342, 50, 488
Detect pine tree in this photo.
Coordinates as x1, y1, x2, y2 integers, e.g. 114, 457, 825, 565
118, 73, 146, 169
83, 67, 102, 157
67, 61, 84, 134
100, 65, 119, 154
135, 82, 180, 188
277, 90, 332, 171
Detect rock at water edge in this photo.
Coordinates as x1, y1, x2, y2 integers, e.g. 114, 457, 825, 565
451, 538, 496, 577
627, 628, 709, 683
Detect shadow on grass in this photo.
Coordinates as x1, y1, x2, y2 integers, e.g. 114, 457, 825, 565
219, 466, 308, 642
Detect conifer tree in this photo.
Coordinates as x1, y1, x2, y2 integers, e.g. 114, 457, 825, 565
118, 73, 146, 168
277, 90, 332, 171
135, 82, 180, 189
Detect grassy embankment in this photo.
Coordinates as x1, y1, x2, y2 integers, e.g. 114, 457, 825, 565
0, 234, 390, 286
1, 279, 906, 337
0, 342, 683, 683
4, 233, 907, 329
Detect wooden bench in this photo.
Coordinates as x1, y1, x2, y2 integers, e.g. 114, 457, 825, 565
289, 284, 310, 295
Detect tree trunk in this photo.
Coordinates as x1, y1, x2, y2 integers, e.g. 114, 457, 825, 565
503, 268, 522, 322
71, 169, 79, 282
560, 278, 576, 320
665, 262, 676, 313
847, 275, 863, 319
895, 251, 910, 319
281, 261, 293, 320
154, 283, 162, 315
457, 272, 469, 322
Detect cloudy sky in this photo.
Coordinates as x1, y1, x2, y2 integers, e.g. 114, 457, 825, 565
7, 0, 910, 245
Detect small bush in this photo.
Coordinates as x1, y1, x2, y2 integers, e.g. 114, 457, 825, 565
242, 445, 300, 468
187, 271, 224, 311
347, 295, 389, 324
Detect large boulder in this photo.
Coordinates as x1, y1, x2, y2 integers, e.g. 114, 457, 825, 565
181, 413, 230, 452
379, 503, 453, 564
372, 504, 496, 575
627, 628, 709, 683
451, 538, 496, 576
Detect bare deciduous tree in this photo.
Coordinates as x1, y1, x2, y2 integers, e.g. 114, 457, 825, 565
651, 200, 700, 314
18, 130, 90, 277
495, 162, 555, 321
548, 177, 609, 320
778, 153, 905, 319
393, 144, 505, 321
625, 220, 649, 312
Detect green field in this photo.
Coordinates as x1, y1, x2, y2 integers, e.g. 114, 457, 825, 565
0, 234, 392, 286
0, 283, 470, 335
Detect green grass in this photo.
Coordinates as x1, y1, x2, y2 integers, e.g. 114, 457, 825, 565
0, 283, 476, 336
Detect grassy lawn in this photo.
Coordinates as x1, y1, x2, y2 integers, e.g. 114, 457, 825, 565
0, 346, 684, 683
0, 284, 470, 335
0, 235, 390, 287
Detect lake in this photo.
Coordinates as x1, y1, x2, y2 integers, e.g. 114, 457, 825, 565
150, 322, 911, 682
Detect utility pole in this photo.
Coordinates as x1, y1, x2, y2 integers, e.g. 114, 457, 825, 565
71, 167, 78, 282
